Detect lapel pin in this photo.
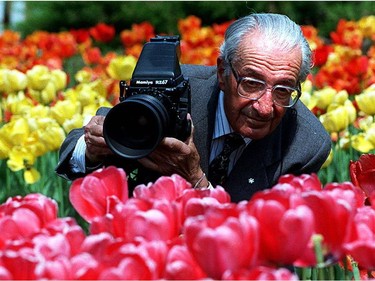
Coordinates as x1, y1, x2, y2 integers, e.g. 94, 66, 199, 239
248, 178, 255, 184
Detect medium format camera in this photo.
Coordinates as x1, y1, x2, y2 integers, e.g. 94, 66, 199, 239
103, 35, 191, 159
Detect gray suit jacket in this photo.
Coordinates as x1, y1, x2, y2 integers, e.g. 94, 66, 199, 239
56, 64, 332, 202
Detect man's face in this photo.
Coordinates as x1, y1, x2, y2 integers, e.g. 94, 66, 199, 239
218, 32, 302, 140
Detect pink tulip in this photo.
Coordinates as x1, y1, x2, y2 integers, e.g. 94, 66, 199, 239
0, 208, 41, 245
0, 193, 58, 227
70, 253, 101, 279
222, 266, 299, 280
344, 206, 375, 270
98, 254, 154, 280
89, 197, 150, 238
350, 153, 375, 198
93, 240, 168, 280
133, 174, 192, 201
273, 173, 323, 193
164, 244, 207, 280
69, 166, 129, 223
35, 257, 73, 280
184, 205, 259, 279
246, 190, 314, 266
42, 217, 86, 257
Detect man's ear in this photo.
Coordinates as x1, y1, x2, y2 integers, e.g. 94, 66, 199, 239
217, 57, 226, 91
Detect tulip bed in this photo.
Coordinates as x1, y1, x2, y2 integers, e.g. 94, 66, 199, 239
0, 15, 375, 279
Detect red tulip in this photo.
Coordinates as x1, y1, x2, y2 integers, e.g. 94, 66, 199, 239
344, 206, 375, 270
69, 166, 129, 223
89, 22, 115, 43
246, 190, 314, 266
0, 246, 38, 280
0, 266, 12, 280
184, 205, 259, 279
301, 189, 355, 262
325, 181, 366, 208
70, 28, 91, 44
350, 154, 375, 198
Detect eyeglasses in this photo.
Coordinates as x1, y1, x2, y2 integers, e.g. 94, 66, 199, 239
230, 63, 301, 108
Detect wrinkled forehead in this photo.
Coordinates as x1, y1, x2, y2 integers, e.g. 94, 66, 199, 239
237, 31, 302, 59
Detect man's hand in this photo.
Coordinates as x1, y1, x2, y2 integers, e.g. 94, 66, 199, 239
84, 115, 113, 165
138, 117, 208, 188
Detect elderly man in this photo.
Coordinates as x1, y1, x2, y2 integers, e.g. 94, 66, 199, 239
56, 13, 331, 202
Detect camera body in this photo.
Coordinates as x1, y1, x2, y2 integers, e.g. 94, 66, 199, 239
103, 35, 191, 159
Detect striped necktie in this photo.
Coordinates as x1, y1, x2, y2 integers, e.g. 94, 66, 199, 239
208, 133, 244, 186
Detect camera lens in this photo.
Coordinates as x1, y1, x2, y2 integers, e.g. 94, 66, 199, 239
103, 94, 170, 159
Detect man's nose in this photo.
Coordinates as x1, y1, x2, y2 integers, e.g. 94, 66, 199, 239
252, 91, 274, 118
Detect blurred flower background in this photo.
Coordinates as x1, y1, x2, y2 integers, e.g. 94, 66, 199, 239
0, 2, 374, 279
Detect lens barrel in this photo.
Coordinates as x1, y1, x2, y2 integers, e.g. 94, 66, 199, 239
103, 94, 170, 159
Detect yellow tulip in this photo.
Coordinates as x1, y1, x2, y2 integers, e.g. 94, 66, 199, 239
26, 65, 51, 91
312, 87, 337, 111
75, 69, 92, 83
106, 55, 137, 81
75, 84, 100, 106
63, 113, 83, 133
51, 69, 68, 91
357, 116, 374, 131
351, 133, 375, 153
0, 69, 10, 93
24, 167, 41, 184
344, 100, 357, 124
8, 117, 30, 145
88, 80, 107, 97
26, 132, 48, 157
3, 92, 34, 115
7, 69, 28, 92
357, 15, 375, 38
332, 90, 349, 105
40, 81, 57, 104
50, 100, 82, 125
355, 85, 375, 115
0, 132, 12, 159
365, 124, 375, 147
38, 123, 66, 151
7, 147, 36, 172
30, 117, 65, 151
319, 105, 351, 133
28, 104, 50, 119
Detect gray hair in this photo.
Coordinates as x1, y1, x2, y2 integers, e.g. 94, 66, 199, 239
219, 13, 312, 82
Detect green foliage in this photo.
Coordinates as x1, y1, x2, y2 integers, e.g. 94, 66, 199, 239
13, 1, 375, 38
